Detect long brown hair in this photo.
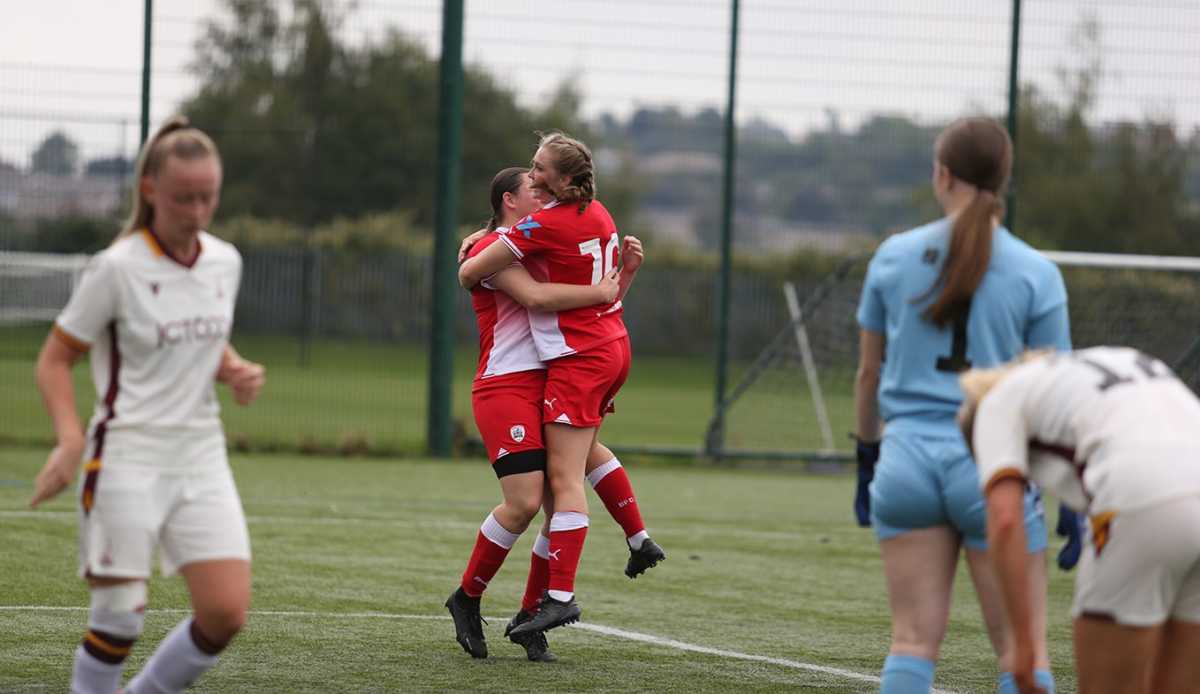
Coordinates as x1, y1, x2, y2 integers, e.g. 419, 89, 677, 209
117, 116, 221, 240
536, 131, 595, 213
487, 167, 528, 231
923, 117, 1012, 327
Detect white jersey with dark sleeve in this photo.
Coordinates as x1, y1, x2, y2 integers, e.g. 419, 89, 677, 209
54, 229, 241, 437
973, 346, 1200, 514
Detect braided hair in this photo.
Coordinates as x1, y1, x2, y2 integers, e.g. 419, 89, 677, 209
536, 131, 595, 213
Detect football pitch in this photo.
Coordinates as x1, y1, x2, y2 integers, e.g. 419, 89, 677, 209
2, 447, 1079, 692
0, 327, 853, 456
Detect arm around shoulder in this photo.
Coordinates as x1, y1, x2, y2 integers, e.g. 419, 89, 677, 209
459, 239, 518, 290
491, 266, 618, 312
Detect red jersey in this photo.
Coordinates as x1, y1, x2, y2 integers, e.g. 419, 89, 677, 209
497, 199, 627, 360
468, 232, 545, 382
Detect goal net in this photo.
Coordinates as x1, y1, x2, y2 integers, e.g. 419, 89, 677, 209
0, 251, 90, 324
709, 251, 1200, 461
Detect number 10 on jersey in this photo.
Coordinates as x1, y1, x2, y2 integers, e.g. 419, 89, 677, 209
579, 237, 620, 284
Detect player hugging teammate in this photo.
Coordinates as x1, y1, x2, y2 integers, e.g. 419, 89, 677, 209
448, 132, 666, 661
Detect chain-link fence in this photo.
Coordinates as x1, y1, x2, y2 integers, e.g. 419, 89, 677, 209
2, 0, 1198, 457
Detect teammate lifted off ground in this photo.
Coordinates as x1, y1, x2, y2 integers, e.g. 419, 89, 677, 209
461, 133, 643, 641
448, 163, 662, 662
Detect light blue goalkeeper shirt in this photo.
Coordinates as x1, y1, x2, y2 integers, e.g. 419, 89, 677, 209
856, 217, 1071, 436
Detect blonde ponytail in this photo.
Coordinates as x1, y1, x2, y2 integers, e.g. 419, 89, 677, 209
117, 116, 221, 240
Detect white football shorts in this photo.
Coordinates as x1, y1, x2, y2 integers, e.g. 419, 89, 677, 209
78, 428, 251, 579
1072, 494, 1200, 626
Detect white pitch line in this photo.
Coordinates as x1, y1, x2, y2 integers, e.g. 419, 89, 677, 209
0, 605, 959, 693
571, 621, 881, 686
0, 509, 816, 542
0, 606, 447, 619
0, 509, 477, 531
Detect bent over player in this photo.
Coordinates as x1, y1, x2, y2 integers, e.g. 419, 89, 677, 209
961, 347, 1200, 694
30, 117, 263, 694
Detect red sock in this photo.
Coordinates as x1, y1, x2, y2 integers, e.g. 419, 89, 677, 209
521, 535, 551, 613
460, 514, 519, 597
547, 512, 589, 597
590, 461, 645, 540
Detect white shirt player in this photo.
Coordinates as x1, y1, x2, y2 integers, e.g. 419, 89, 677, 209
55, 229, 241, 437
973, 346, 1200, 515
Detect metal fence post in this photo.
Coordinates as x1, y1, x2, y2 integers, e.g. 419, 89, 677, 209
1005, 0, 1022, 231
706, 0, 741, 459
427, 0, 465, 457
299, 244, 315, 367
140, 0, 153, 145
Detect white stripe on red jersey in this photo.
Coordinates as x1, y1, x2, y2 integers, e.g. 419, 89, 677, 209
469, 232, 545, 380
498, 199, 627, 360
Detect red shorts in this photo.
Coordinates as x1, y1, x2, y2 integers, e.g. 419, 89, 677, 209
472, 370, 548, 476
543, 335, 631, 428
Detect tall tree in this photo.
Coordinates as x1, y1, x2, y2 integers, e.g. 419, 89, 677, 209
31, 131, 80, 177
184, 0, 593, 228
1015, 13, 1197, 254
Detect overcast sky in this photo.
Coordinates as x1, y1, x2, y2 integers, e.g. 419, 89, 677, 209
1, 0, 1196, 165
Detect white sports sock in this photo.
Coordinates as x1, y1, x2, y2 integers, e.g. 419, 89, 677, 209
547, 589, 573, 602
125, 618, 218, 694
71, 645, 124, 694
586, 458, 621, 487
549, 511, 589, 532
480, 512, 521, 549
532, 533, 551, 559
627, 530, 649, 549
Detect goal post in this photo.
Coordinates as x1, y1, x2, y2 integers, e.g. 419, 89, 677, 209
708, 249, 1200, 462
0, 251, 90, 324
783, 280, 835, 453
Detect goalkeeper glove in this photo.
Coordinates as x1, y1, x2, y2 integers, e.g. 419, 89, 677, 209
1055, 504, 1085, 571
853, 438, 880, 527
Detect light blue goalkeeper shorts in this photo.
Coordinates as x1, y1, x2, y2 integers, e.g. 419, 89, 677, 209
869, 428, 1047, 553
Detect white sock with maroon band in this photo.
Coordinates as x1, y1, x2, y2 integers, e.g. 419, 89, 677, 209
72, 582, 146, 694
71, 645, 124, 694
125, 618, 219, 694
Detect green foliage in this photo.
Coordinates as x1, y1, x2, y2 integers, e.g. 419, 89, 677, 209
599, 13, 1199, 256
213, 210, 429, 252
30, 131, 80, 177
1014, 15, 1200, 254
211, 215, 304, 248
29, 216, 115, 253
184, 0, 611, 229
